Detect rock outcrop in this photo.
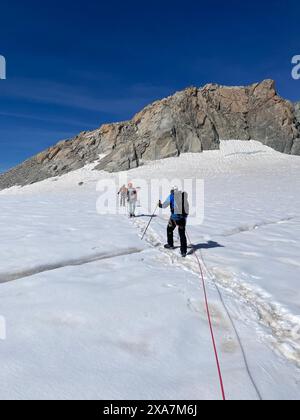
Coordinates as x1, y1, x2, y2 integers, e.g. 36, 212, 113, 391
295, 102, 300, 122
0, 80, 299, 190
293, 102, 300, 154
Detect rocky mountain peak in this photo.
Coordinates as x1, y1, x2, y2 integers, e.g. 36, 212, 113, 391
0, 79, 299, 190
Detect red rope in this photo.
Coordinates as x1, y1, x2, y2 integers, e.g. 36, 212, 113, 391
186, 231, 226, 401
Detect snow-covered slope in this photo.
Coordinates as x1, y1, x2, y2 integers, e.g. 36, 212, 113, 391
0, 141, 299, 400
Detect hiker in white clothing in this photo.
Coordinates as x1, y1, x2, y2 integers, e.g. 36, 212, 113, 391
127, 183, 138, 218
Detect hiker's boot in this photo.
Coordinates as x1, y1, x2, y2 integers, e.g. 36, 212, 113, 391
164, 244, 175, 250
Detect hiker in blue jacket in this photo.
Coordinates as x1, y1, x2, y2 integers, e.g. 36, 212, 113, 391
159, 186, 189, 257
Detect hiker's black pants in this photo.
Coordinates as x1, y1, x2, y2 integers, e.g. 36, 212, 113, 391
167, 218, 187, 254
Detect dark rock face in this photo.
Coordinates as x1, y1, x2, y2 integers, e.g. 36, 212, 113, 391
292, 103, 300, 155
295, 102, 300, 122
0, 80, 299, 190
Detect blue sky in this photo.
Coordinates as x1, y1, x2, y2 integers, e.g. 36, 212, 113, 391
0, 0, 299, 171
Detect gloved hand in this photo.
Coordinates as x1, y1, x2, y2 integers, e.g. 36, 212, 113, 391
158, 200, 162, 208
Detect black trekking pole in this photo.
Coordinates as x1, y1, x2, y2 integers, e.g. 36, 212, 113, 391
141, 205, 158, 240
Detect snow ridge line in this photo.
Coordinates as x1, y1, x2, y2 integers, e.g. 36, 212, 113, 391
0, 248, 143, 284
222, 216, 295, 237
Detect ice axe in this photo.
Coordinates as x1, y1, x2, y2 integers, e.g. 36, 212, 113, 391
141, 205, 158, 240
